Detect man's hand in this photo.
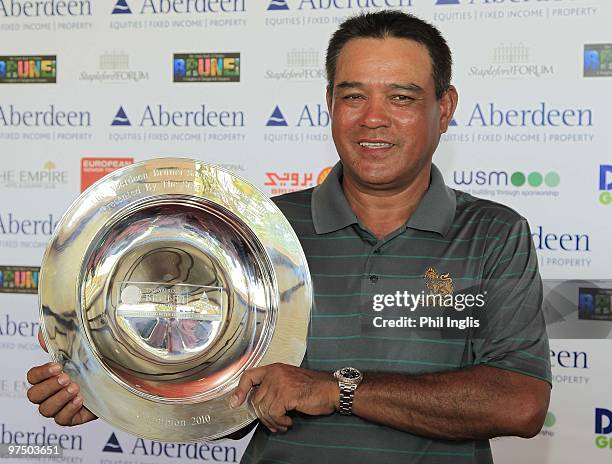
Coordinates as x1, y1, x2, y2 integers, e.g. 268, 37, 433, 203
26, 330, 97, 426
230, 363, 339, 433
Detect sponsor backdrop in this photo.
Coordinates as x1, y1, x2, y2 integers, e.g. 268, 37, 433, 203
1, 0, 611, 463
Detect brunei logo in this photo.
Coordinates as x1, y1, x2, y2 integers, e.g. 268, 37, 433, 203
112, 0, 132, 14
266, 105, 288, 126
424, 267, 454, 295
268, 0, 289, 10
111, 106, 131, 126
102, 432, 123, 453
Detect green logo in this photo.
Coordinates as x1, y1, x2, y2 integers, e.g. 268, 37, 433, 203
544, 412, 556, 428
510, 171, 560, 188
600, 191, 612, 205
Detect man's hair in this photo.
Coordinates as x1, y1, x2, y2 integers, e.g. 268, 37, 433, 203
326, 10, 452, 99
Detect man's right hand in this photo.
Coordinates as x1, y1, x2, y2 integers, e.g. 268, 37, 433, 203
26, 330, 97, 426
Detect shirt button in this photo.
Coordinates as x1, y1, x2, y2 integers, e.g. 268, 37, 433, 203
369, 274, 379, 283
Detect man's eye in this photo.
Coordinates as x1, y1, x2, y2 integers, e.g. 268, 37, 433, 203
392, 95, 414, 102
343, 94, 365, 100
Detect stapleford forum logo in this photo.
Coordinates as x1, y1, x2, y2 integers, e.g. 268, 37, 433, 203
0, 56, 56, 84
173, 53, 240, 83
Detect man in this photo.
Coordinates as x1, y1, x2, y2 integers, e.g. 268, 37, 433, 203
27, 10, 551, 463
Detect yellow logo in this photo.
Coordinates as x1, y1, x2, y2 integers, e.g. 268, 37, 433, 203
424, 267, 454, 295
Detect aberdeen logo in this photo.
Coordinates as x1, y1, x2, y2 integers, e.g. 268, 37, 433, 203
268, 0, 289, 10
0, 0, 92, 17
0, 56, 56, 84
110, 104, 244, 128
584, 44, 612, 78
266, 106, 288, 126
595, 408, 612, 450
111, 106, 131, 126
265, 104, 329, 127
110, 0, 245, 15
112, 0, 131, 14
173, 53, 240, 83
599, 165, 612, 205
0, 266, 39, 294
103, 432, 124, 453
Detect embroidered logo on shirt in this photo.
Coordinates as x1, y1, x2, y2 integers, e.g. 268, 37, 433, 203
424, 267, 454, 296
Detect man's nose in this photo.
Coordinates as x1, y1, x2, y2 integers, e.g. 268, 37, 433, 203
360, 98, 391, 129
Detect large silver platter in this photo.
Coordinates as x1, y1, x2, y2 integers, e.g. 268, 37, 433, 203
39, 158, 312, 442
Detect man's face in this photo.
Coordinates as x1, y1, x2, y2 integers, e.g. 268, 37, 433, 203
327, 37, 457, 191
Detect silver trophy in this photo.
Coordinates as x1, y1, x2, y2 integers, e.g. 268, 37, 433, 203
39, 158, 312, 442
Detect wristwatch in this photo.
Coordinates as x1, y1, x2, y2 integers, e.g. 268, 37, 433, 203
333, 366, 363, 415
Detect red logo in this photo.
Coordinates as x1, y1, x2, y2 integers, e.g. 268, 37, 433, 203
81, 157, 134, 192
264, 166, 332, 195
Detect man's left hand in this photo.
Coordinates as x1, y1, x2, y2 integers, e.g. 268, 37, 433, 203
230, 363, 339, 433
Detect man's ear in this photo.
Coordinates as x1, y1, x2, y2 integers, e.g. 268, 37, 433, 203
326, 86, 333, 116
439, 85, 458, 134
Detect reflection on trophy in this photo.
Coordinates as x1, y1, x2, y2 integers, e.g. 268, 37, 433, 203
39, 158, 312, 442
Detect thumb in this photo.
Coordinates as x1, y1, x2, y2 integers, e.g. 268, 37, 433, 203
230, 367, 266, 408
37, 330, 48, 353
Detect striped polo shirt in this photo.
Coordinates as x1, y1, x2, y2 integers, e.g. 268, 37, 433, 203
241, 162, 551, 464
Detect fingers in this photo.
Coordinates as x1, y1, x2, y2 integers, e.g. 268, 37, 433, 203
260, 389, 293, 432
37, 329, 48, 353
27, 362, 62, 385
37, 382, 80, 419
231, 367, 266, 408
54, 397, 97, 426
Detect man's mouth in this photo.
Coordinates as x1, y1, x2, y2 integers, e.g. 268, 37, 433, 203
358, 141, 394, 149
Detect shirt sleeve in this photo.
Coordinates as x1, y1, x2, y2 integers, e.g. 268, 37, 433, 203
472, 215, 552, 385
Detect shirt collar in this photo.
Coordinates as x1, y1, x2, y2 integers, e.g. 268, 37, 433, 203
311, 161, 456, 237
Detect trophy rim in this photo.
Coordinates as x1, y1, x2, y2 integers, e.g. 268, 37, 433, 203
39, 157, 312, 442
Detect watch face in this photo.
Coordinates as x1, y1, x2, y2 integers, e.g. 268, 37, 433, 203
341, 367, 361, 379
